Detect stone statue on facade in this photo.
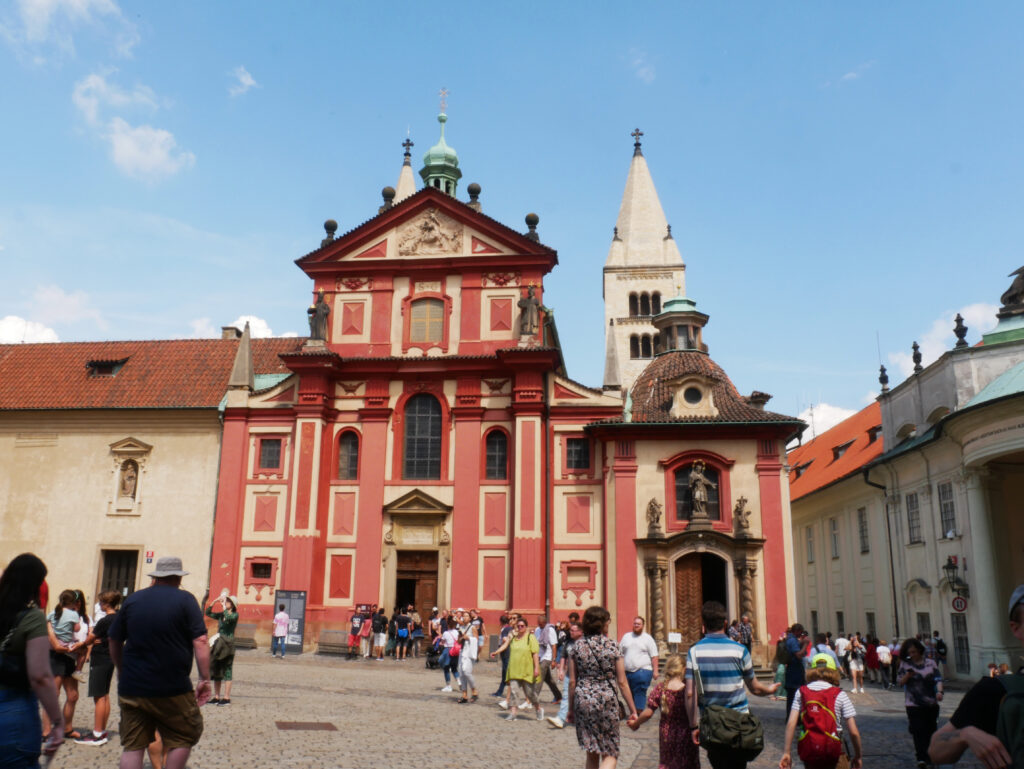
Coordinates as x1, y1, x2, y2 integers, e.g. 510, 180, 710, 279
307, 289, 330, 341
689, 460, 716, 519
646, 497, 663, 536
518, 285, 540, 336
119, 461, 138, 499
999, 266, 1024, 316
733, 496, 751, 537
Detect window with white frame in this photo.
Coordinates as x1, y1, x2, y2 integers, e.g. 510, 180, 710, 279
857, 507, 870, 553
829, 517, 840, 558
938, 481, 957, 537
806, 526, 815, 563
906, 493, 922, 543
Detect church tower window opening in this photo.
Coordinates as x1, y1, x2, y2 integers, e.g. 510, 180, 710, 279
652, 292, 662, 314
404, 394, 443, 480
629, 294, 639, 317
337, 430, 359, 480
639, 293, 651, 317
640, 335, 652, 358
630, 335, 640, 359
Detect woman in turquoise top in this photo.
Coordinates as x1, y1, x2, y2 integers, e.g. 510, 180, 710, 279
205, 595, 239, 705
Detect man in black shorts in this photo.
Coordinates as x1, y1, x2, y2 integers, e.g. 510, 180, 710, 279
109, 556, 211, 769
74, 591, 121, 746
929, 583, 1024, 767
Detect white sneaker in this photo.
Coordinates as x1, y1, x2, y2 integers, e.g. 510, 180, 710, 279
536, 707, 544, 721
498, 700, 509, 710
72, 671, 87, 683
859, 688, 865, 694
441, 685, 453, 692
546, 716, 564, 728
851, 686, 858, 692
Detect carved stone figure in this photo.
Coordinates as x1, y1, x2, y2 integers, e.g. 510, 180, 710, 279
518, 284, 540, 335
120, 460, 138, 499
999, 267, 1024, 316
397, 208, 462, 255
689, 460, 716, 518
646, 497, 663, 532
307, 289, 330, 341
733, 496, 751, 536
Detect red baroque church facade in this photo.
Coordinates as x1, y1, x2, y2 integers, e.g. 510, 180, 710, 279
208, 127, 803, 650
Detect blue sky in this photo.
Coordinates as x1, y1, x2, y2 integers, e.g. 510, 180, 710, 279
2, 2, 1021, 435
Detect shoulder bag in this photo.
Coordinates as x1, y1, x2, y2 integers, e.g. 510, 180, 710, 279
0, 609, 32, 689
691, 646, 765, 760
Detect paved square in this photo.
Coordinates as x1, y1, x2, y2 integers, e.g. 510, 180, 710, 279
57, 651, 986, 768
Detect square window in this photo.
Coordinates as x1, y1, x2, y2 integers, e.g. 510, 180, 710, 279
566, 438, 590, 470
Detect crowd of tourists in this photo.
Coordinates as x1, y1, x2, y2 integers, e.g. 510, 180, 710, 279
2, 549, 1022, 769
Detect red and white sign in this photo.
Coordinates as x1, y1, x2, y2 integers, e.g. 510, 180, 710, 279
952, 596, 968, 613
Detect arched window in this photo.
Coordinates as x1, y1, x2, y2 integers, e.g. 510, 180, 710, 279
404, 394, 442, 479
628, 293, 639, 317
484, 430, 508, 480
630, 335, 640, 359
410, 299, 445, 344
337, 431, 359, 480
641, 335, 652, 358
652, 292, 662, 314
640, 293, 651, 316
674, 463, 721, 521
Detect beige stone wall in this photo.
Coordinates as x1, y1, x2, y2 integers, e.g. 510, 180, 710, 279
0, 410, 222, 609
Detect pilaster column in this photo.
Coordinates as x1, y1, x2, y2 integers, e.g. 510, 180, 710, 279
964, 468, 1010, 668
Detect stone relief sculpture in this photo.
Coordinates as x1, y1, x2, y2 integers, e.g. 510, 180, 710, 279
397, 208, 462, 255
689, 460, 716, 518
518, 285, 540, 335
307, 289, 330, 341
119, 460, 138, 499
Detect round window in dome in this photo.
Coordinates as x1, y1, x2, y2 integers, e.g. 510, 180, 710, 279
683, 387, 702, 405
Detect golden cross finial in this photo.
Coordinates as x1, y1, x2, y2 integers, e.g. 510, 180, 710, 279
439, 87, 449, 112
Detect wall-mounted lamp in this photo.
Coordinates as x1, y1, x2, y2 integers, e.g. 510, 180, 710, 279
943, 555, 970, 599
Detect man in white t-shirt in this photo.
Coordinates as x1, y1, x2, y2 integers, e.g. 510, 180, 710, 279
533, 615, 561, 704
834, 633, 851, 678
272, 604, 289, 658
620, 616, 659, 711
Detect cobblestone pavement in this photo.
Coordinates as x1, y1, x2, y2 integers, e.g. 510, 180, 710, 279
54, 651, 985, 769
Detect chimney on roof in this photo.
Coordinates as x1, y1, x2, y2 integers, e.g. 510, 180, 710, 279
221, 326, 242, 340
745, 391, 772, 410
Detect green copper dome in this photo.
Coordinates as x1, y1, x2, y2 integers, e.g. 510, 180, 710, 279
420, 112, 462, 196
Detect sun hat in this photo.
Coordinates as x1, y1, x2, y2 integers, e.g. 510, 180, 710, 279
1010, 584, 1024, 619
811, 653, 837, 670
148, 556, 189, 578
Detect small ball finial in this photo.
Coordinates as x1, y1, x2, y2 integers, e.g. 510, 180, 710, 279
525, 212, 539, 242
321, 219, 338, 247
382, 186, 396, 201
467, 182, 481, 199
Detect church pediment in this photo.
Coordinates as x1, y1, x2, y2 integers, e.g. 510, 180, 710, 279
383, 488, 453, 516
108, 437, 153, 456
296, 186, 555, 272
550, 376, 623, 406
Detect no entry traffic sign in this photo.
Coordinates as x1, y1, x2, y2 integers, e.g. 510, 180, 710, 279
952, 595, 968, 612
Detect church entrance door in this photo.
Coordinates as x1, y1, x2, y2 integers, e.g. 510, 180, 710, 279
674, 552, 728, 652
395, 550, 438, 649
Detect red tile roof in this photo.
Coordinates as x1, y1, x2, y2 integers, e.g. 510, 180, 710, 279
787, 401, 884, 501
0, 338, 302, 410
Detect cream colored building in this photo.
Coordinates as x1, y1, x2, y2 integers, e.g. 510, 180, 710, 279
788, 279, 1024, 677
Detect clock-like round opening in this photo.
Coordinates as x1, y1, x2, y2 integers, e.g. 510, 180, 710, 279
684, 387, 702, 405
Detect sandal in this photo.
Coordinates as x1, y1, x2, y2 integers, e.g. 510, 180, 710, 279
217, 698, 231, 705
64, 729, 82, 739
457, 697, 469, 704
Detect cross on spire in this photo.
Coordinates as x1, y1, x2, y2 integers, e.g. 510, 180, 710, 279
439, 87, 449, 113
631, 127, 644, 156
402, 138, 414, 155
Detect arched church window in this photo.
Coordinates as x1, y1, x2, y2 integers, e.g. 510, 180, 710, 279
640, 293, 651, 316
410, 299, 444, 344
652, 292, 662, 314
484, 429, 508, 480
630, 335, 640, 359
337, 431, 359, 480
628, 294, 639, 317
641, 335, 652, 358
404, 393, 442, 479
674, 463, 721, 521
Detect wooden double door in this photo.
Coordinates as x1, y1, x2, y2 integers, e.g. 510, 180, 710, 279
395, 550, 437, 637
674, 552, 728, 651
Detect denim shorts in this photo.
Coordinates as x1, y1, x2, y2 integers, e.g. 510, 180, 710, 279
0, 688, 42, 768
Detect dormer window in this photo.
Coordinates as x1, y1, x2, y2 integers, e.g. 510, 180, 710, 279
866, 425, 882, 444
831, 440, 854, 461
667, 375, 719, 419
87, 358, 128, 377
794, 461, 813, 479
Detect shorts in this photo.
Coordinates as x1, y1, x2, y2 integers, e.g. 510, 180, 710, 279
88, 655, 116, 698
49, 650, 75, 679
374, 632, 386, 647
849, 658, 864, 672
118, 692, 203, 752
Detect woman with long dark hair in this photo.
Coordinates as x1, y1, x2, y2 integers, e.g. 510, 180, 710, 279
206, 594, 239, 705
898, 637, 944, 768
0, 553, 65, 766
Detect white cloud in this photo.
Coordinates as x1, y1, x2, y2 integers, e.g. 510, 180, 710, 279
228, 315, 273, 338
888, 303, 999, 377
2, 0, 138, 60
861, 390, 879, 405
629, 49, 655, 84
797, 402, 857, 442
73, 72, 157, 124
107, 117, 196, 180
31, 283, 106, 327
228, 65, 258, 97
0, 315, 59, 343
187, 318, 218, 338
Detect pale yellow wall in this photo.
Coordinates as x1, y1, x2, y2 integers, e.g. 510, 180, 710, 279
0, 410, 221, 608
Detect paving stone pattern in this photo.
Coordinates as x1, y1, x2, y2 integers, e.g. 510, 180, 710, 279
56, 651, 986, 768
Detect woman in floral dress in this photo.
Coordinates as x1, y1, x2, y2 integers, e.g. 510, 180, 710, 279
569, 605, 638, 768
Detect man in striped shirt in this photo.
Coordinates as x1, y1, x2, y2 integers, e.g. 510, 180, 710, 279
686, 601, 780, 769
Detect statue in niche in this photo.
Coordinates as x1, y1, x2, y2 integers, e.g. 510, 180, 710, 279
734, 496, 751, 535
518, 285, 540, 335
307, 289, 330, 341
689, 460, 716, 518
646, 498, 663, 531
119, 460, 138, 499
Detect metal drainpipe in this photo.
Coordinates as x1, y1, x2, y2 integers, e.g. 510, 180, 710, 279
864, 468, 899, 638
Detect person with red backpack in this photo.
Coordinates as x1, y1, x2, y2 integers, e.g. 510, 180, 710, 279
780, 653, 862, 769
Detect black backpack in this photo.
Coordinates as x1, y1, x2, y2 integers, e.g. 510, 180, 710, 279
935, 638, 947, 657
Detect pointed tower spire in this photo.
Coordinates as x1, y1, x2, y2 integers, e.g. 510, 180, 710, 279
603, 319, 622, 391
395, 137, 417, 202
